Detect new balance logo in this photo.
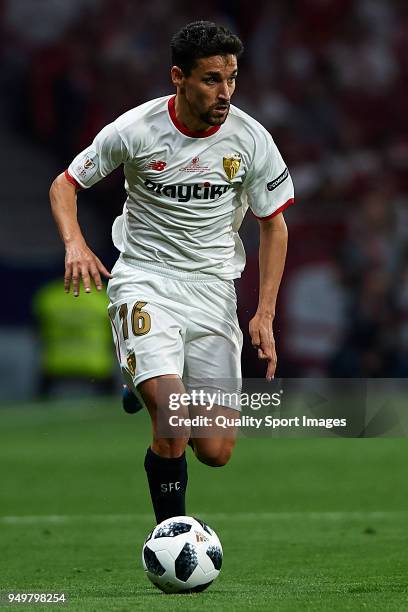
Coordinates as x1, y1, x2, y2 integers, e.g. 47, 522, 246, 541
148, 160, 167, 171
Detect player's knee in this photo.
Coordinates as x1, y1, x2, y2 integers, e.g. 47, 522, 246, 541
196, 441, 235, 467
198, 450, 231, 467
152, 437, 188, 458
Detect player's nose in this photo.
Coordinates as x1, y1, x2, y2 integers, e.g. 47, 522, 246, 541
217, 81, 230, 102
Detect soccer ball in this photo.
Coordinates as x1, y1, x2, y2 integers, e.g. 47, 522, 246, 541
142, 515, 223, 593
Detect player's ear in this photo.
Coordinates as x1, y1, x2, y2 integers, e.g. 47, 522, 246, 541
171, 66, 185, 88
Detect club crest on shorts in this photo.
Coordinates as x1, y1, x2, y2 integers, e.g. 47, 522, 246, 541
126, 351, 136, 377
223, 153, 241, 180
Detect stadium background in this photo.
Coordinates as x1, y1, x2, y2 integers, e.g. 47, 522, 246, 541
2, 3, 408, 609
1, 0, 408, 395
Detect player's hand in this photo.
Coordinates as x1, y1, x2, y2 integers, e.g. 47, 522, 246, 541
64, 240, 112, 296
249, 312, 277, 381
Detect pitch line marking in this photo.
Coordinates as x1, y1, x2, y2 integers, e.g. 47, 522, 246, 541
1, 511, 407, 525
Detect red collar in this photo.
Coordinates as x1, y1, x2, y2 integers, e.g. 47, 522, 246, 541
168, 95, 221, 138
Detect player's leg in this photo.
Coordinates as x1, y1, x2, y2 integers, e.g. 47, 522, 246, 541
183, 278, 243, 468
138, 374, 190, 523
107, 263, 189, 523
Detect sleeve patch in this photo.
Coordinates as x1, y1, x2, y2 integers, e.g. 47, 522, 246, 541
267, 167, 289, 191
73, 150, 99, 182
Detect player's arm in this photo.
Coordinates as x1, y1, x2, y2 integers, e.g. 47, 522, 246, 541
49, 172, 111, 296
50, 122, 127, 295
249, 212, 288, 380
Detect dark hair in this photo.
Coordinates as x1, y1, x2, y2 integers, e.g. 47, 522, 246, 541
171, 21, 244, 76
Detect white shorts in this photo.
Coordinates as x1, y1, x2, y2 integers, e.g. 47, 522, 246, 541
107, 258, 243, 407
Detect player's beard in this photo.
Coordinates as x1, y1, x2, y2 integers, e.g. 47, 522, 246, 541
199, 102, 230, 126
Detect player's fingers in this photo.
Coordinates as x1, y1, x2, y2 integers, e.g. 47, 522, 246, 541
95, 257, 112, 280
80, 265, 92, 294
267, 343, 277, 381
266, 357, 276, 381
259, 330, 274, 359
72, 263, 80, 297
89, 264, 103, 291
64, 265, 72, 293
260, 344, 273, 359
257, 328, 277, 380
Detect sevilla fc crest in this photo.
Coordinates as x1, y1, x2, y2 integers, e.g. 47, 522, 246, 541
126, 351, 136, 377
223, 153, 241, 180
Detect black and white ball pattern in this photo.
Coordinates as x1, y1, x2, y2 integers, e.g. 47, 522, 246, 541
175, 542, 198, 581
143, 545, 166, 576
206, 545, 223, 571
154, 521, 192, 539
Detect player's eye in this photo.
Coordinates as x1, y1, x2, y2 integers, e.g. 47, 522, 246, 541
203, 77, 216, 84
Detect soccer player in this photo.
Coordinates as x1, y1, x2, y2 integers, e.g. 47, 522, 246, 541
49, 21, 294, 523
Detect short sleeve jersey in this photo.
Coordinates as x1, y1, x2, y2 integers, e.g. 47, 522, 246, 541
67, 95, 294, 279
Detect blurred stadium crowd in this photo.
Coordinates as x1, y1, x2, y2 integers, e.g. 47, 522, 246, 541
1, 0, 408, 398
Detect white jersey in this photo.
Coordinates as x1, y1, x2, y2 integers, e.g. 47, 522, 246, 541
67, 95, 294, 280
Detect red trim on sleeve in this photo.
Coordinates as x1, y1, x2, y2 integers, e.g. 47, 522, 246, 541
64, 169, 82, 190
254, 198, 295, 221
168, 95, 221, 138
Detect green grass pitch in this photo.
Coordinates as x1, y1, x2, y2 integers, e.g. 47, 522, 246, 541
1, 398, 408, 611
